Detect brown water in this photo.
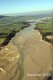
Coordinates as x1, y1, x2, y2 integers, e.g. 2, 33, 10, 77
0, 21, 53, 80
12, 22, 53, 80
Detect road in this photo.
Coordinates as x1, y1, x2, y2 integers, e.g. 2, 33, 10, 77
0, 19, 53, 80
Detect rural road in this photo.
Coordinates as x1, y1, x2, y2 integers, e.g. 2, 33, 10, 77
0, 19, 53, 80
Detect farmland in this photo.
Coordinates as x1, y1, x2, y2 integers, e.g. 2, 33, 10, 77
0, 16, 30, 46
35, 18, 53, 44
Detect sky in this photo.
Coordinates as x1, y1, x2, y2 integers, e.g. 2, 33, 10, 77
0, 0, 53, 14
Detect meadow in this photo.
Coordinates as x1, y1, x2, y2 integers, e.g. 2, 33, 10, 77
36, 18, 53, 44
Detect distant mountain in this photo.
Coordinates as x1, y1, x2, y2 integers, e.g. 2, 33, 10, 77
5, 10, 53, 17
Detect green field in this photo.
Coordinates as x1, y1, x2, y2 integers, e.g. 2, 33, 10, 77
0, 17, 30, 46
36, 18, 53, 34
36, 18, 53, 44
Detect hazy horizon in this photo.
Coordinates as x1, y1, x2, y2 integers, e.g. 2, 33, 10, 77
0, 0, 53, 15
